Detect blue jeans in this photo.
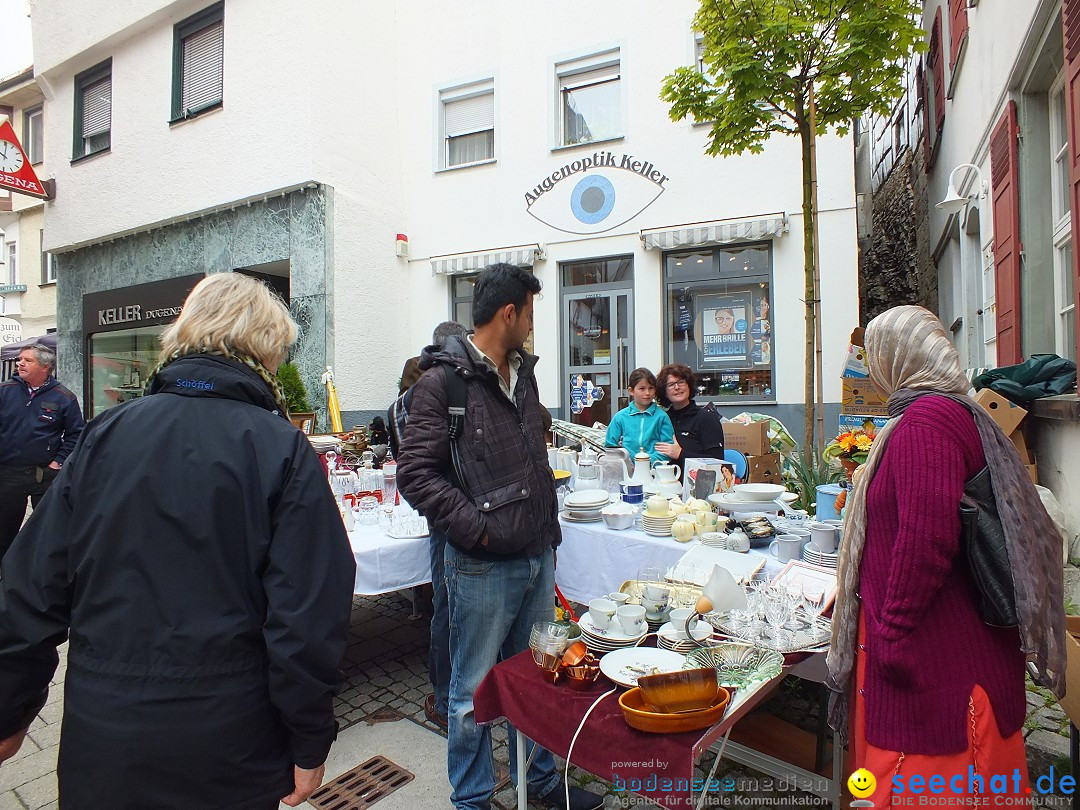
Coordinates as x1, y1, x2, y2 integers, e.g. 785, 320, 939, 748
428, 529, 451, 716
443, 543, 560, 810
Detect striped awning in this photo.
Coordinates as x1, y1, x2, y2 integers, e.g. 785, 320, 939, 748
430, 243, 545, 275
639, 213, 788, 250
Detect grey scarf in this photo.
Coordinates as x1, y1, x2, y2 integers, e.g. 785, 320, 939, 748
826, 306, 1065, 742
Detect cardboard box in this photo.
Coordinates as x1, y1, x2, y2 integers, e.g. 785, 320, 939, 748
842, 344, 870, 379
746, 452, 782, 484
973, 388, 1027, 436
841, 379, 889, 416
683, 457, 737, 501
1056, 617, 1080, 726
838, 414, 890, 435
723, 419, 771, 456
1009, 429, 1034, 464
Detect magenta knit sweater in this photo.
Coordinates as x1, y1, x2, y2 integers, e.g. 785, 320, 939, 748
858, 396, 1026, 755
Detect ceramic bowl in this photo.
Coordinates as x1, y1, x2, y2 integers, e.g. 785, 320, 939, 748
732, 483, 787, 502
618, 686, 730, 733
636, 666, 719, 713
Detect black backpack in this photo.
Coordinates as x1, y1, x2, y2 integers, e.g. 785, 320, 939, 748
388, 362, 468, 475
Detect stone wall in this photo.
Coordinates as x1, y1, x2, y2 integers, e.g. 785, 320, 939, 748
859, 147, 937, 322
54, 185, 333, 424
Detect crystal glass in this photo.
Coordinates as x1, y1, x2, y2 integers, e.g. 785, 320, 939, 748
358, 495, 379, 525
762, 588, 792, 645
783, 580, 804, 630
804, 589, 827, 639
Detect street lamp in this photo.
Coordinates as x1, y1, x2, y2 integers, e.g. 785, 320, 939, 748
937, 163, 987, 215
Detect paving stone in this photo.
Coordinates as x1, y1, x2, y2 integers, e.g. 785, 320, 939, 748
1028, 729, 1071, 761
13, 773, 57, 809
0, 790, 28, 810
24, 723, 60, 752
0, 747, 59, 792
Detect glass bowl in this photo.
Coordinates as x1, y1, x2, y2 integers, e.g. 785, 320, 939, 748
683, 643, 784, 690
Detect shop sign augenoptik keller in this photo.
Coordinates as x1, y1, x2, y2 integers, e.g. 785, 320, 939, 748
0, 121, 48, 200
525, 151, 668, 235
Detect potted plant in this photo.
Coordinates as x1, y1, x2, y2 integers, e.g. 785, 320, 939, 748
784, 450, 842, 515
276, 362, 314, 431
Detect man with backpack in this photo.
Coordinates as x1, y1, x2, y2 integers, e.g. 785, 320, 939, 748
398, 264, 600, 810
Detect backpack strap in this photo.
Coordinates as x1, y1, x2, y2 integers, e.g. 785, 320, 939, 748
440, 363, 471, 497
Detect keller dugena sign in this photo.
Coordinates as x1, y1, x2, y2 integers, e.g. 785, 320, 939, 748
83, 274, 204, 334
524, 150, 668, 235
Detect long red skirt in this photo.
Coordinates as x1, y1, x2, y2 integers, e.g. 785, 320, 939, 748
852, 615, 1031, 807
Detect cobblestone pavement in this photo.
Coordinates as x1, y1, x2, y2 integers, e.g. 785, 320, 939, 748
2, 592, 1077, 808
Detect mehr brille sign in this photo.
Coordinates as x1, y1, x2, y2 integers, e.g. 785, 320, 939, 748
524, 150, 668, 235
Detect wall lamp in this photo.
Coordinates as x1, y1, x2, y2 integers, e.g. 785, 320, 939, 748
937, 163, 987, 215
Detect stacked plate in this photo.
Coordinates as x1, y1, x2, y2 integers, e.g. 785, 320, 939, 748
656, 620, 713, 653
561, 489, 610, 523
802, 545, 839, 569
576, 611, 649, 656
641, 510, 677, 537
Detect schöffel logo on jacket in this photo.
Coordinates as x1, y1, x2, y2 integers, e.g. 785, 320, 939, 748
176, 379, 214, 391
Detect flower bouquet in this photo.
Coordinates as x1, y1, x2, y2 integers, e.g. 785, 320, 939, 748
823, 425, 876, 478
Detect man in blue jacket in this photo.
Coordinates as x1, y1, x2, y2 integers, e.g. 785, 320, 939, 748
0, 344, 84, 560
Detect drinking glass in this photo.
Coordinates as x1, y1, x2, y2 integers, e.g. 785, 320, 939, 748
804, 589, 827, 639
763, 588, 792, 645
358, 495, 379, 525
783, 580, 804, 630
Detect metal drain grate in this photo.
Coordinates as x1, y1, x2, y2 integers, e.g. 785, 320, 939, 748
308, 755, 415, 810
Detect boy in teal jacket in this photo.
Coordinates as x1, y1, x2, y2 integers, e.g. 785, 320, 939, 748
604, 368, 674, 465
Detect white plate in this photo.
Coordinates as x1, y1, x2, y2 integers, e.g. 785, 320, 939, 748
707, 493, 782, 512
560, 511, 603, 523
578, 612, 648, 642
657, 620, 712, 643
599, 647, 687, 688
777, 492, 798, 504
564, 489, 610, 508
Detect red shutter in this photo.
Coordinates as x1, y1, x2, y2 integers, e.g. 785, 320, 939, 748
930, 9, 945, 133
949, 0, 969, 69
1064, 0, 1080, 360
990, 101, 1022, 365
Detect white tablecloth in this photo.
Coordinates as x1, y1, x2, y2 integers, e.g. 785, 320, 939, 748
348, 522, 431, 595
554, 519, 783, 605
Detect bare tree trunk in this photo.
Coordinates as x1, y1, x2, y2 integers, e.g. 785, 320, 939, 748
799, 116, 817, 455
809, 86, 825, 452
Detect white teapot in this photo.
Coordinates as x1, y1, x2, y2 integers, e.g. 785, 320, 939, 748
652, 462, 681, 484
629, 451, 653, 487
574, 446, 602, 487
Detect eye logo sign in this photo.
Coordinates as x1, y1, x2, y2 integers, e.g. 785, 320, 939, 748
525, 151, 668, 234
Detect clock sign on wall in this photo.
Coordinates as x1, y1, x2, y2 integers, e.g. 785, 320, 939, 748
0, 120, 48, 200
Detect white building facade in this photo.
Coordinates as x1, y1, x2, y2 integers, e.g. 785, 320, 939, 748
30, 0, 860, 432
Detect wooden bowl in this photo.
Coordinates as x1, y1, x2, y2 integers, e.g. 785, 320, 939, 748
618, 686, 730, 734
636, 666, 719, 713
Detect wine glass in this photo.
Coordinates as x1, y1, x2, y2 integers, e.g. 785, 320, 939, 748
783, 580, 804, 630
804, 589, 827, 640
762, 587, 793, 646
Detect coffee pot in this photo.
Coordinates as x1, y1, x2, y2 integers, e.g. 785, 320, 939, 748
575, 446, 602, 487
629, 451, 653, 487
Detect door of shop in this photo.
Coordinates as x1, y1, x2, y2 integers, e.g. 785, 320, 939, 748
562, 289, 634, 427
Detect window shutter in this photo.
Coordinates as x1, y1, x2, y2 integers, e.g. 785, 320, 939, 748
181, 21, 224, 112
989, 101, 1022, 365
1064, 0, 1080, 359
949, 0, 969, 70
82, 77, 111, 137
931, 9, 945, 134
444, 92, 493, 138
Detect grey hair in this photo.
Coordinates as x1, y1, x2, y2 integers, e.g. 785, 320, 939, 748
23, 344, 56, 374
432, 321, 468, 345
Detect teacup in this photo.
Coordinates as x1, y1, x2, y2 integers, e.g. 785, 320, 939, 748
607, 592, 631, 606
642, 584, 670, 601
588, 598, 617, 630
646, 494, 670, 516
669, 501, 690, 516
641, 596, 669, 620
617, 604, 647, 635
695, 511, 718, 530
769, 535, 804, 563
808, 522, 839, 553
668, 607, 699, 639
785, 510, 809, 527
671, 521, 697, 542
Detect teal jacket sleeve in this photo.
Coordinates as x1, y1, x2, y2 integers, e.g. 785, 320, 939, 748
604, 410, 624, 447
648, 411, 675, 465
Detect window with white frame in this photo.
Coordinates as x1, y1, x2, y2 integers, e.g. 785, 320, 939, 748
556, 50, 621, 147
1050, 77, 1076, 361
73, 59, 112, 159
440, 80, 494, 169
23, 106, 43, 165
40, 230, 55, 284
6, 242, 16, 286
172, 2, 224, 121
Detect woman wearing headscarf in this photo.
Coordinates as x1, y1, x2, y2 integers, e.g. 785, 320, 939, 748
827, 305, 1065, 805
0, 273, 356, 809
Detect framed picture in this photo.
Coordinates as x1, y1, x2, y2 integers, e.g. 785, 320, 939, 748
694, 291, 753, 371
290, 412, 316, 435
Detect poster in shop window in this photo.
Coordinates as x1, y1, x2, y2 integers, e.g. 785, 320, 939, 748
696, 293, 751, 369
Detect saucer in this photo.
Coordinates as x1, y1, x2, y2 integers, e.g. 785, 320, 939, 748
657, 620, 712, 643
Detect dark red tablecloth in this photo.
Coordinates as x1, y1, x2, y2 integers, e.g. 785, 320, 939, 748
474, 651, 722, 810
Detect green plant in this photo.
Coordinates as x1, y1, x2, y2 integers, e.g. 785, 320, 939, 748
784, 450, 842, 514
276, 362, 312, 414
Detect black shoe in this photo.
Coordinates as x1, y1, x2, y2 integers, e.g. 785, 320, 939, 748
531, 782, 604, 810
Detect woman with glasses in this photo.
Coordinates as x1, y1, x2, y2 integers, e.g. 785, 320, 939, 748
654, 363, 725, 470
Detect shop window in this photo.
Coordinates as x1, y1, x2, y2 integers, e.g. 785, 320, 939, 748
664, 244, 774, 402
23, 105, 43, 165
440, 80, 494, 169
171, 2, 224, 122
451, 273, 477, 330
561, 256, 633, 287
556, 50, 621, 147
87, 326, 163, 419
73, 59, 112, 160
